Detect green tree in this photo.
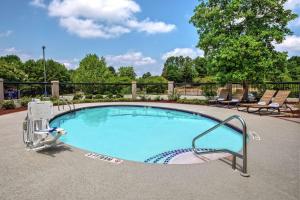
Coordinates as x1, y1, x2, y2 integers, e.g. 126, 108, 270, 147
118, 66, 136, 79
194, 57, 208, 77
108, 66, 117, 76
190, 0, 297, 87
162, 56, 198, 82
138, 76, 168, 94
22, 59, 70, 82
287, 56, 300, 81
142, 72, 152, 79
73, 54, 111, 83
0, 55, 23, 68
0, 58, 27, 81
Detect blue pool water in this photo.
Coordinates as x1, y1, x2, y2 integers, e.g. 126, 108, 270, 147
50, 106, 243, 163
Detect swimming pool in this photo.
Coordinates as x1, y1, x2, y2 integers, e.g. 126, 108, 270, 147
50, 106, 243, 164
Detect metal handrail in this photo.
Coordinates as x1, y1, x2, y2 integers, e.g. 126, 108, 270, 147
58, 97, 75, 111
192, 115, 249, 177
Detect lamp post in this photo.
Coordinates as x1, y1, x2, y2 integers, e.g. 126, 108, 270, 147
42, 46, 47, 96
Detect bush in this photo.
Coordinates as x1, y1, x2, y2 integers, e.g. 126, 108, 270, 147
106, 94, 113, 99
85, 94, 93, 99
0, 100, 3, 109
176, 99, 208, 105
154, 96, 161, 101
20, 97, 31, 107
139, 95, 147, 101
168, 93, 181, 101
2, 100, 16, 109
115, 93, 123, 98
94, 94, 104, 99
73, 93, 83, 100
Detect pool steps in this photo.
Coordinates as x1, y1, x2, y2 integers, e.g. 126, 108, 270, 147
144, 148, 215, 164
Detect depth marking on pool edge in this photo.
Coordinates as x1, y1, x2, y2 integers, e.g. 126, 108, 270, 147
85, 152, 123, 164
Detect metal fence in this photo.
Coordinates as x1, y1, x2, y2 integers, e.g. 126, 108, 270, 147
136, 83, 168, 95
174, 82, 300, 98
3, 81, 300, 100
59, 82, 132, 96
3, 82, 52, 99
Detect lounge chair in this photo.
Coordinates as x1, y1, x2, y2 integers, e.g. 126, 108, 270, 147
242, 90, 291, 115
209, 88, 229, 104
237, 90, 276, 111
219, 89, 245, 107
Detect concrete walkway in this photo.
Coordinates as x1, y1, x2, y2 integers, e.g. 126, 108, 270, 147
0, 102, 299, 200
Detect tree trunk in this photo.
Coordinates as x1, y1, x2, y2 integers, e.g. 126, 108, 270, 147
227, 83, 232, 100
242, 81, 249, 101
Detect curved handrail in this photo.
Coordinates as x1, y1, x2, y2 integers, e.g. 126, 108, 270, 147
192, 115, 249, 177
58, 97, 75, 111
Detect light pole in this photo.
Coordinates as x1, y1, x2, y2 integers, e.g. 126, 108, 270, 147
42, 46, 47, 96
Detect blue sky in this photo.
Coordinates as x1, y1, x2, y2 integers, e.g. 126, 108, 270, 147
0, 0, 300, 76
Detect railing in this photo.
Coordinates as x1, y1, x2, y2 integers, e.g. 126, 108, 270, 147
57, 98, 75, 111
2, 81, 299, 100
192, 115, 249, 177
3, 82, 52, 99
175, 82, 300, 99
59, 82, 132, 96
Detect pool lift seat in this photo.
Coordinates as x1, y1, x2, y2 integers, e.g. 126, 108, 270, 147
23, 99, 66, 151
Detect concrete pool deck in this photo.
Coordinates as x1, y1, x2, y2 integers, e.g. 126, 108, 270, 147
0, 102, 299, 200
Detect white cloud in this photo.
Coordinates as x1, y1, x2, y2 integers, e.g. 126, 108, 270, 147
127, 19, 176, 34
58, 58, 80, 69
0, 30, 13, 37
275, 35, 300, 56
59, 17, 130, 38
48, 0, 140, 22
285, 0, 300, 10
0, 47, 33, 61
106, 52, 156, 67
106, 52, 158, 76
34, 0, 175, 39
30, 0, 47, 8
162, 48, 204, 60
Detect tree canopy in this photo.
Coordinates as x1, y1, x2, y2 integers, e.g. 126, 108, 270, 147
72, 54, 111, 83
190, 0, 298, 84
117, 66, 137, 79
162, 56, 198, 82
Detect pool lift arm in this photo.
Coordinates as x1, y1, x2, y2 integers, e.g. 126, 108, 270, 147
22, 99, 66, 151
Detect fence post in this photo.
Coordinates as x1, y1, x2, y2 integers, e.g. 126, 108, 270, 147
168, 81, 174, 96
0, 78, 4, 100
51, 80, 60, 98
132, 81, 137, 100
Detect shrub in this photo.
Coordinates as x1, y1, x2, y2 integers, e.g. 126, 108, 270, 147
85, 94, 93, 99
2, 100, 16, 109
154, 96, 161, 101
20, 97, 31, 107
73, 93, 83, 100
94, 94, 104, 99
115, 93, 123, 98
107, 94, 113, 99
139, 95, 147, 101
0, 100, 3, 109
176, 99, 208, 105
168, 93, 181, 101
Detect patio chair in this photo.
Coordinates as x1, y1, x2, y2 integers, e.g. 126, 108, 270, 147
237, 90, 276, 111
244, 90, 291, 115
208, 88, 229, 104
219, 89, 245, 107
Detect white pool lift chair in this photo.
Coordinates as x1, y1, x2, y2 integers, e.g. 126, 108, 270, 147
23, 99, 66, 151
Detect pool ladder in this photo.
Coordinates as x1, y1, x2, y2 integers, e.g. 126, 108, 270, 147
192, 115, 249, 177
58, 97, 75, 111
